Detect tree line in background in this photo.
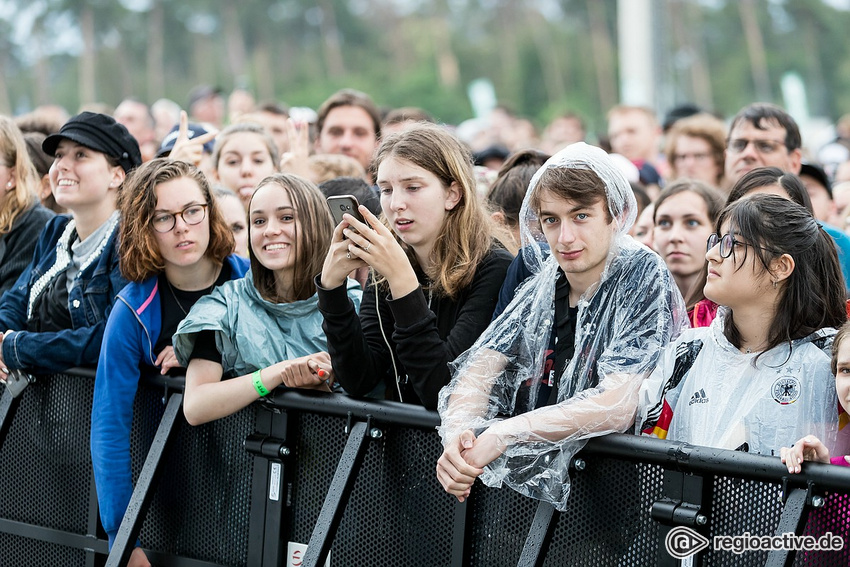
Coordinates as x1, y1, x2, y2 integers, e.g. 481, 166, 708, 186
0, 0, 848, 132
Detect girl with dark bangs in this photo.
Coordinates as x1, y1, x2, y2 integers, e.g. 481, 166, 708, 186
91, 158, 249, 565
173, 173, 361, 425
638, 194, 847, 456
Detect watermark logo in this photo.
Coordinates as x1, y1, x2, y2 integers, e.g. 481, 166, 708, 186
665, 526, 710, 559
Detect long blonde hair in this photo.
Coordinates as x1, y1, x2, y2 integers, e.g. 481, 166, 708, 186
371, 124, 504, 299
0, 117, 40, 234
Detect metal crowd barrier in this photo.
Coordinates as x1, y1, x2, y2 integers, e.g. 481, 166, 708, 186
0, 370, 849, 566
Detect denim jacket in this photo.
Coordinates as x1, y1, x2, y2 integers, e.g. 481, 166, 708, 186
0, 214, 127, 372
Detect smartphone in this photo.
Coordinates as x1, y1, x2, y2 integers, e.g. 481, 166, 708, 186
4, 369, 33, 398
327, 195, 366, 230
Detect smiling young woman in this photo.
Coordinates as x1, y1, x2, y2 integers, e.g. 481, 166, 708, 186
90, 158, 248, 566
0, 112, 141, 381
172, 173, 362, 426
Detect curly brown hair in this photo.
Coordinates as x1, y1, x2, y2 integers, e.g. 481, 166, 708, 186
118, 158, 234, 282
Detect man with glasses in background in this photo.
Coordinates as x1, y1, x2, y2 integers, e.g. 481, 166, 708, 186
724, 102, 802, 186
724, 102, 850, 292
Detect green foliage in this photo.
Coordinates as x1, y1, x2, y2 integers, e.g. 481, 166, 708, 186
4, 0, 850, 127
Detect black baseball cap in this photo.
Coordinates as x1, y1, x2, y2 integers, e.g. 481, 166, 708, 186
156, 122, 216, 157
43, 112, 142, 173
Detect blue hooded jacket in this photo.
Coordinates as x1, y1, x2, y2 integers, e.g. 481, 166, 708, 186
90, 254, 249, 546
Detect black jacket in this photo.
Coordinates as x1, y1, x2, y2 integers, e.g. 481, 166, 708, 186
317, 246, 512, 409
0, 204, 55, 297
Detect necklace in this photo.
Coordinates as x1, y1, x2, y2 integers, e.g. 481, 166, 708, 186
166, 279, 191, 316
166, 269, 219, 316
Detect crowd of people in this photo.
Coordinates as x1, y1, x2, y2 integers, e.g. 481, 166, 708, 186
3, 86, 850, 564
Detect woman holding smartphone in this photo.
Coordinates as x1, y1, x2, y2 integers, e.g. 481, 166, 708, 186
317, 124, 512, 409
0, 112, 140, 379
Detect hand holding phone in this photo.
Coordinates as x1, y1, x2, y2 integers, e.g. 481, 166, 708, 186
327, 195, 367, 239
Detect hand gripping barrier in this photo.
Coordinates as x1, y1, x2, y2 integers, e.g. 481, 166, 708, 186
0, 372, 849, 566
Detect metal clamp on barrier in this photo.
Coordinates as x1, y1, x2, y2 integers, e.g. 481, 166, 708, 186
244, 433, 290, 460
651, 471, 709, 528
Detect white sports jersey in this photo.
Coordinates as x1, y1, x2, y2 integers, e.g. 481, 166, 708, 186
638, 314, 840, 456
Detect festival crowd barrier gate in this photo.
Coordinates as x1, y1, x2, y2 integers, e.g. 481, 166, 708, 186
0, 370, 848, 566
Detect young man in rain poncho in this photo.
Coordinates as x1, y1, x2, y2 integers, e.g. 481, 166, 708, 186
436, 142, 688, 510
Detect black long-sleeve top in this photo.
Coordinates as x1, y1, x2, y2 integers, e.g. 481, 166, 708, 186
316, 246, 512, 409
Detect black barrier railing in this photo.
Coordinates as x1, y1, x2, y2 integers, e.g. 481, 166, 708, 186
0, 370, 256, 567
263, 390, 850, 567
1, 371, 850, 566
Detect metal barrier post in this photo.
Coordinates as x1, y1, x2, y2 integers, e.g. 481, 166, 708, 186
86, 471, 102, 567
653, 470, 710, 566
106, 391, 184, 567
245, 405, 292, 566
302, 417, 372, 567
516, 502, 558, 567
450, 498, 468, 567
764, 487, 812, 567
0, 388, 20, 448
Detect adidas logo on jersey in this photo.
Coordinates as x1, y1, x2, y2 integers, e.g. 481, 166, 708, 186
689, 388, 709, 406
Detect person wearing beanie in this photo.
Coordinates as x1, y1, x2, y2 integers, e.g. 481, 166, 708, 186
0, 112, 142, 380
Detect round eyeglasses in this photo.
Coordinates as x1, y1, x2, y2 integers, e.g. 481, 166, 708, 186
706, 232, 777, 259
152, 204, 208, 233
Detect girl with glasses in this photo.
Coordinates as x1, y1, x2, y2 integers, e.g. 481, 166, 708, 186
173, 173, 361, 424
727, 166, 850, 296
638, 193, 846, 456
91, 158, 249, 566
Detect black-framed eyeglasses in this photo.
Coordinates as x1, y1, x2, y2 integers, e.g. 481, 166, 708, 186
152, 203, 208, 233
706, 232, 777, 259
726, 138, 787, 155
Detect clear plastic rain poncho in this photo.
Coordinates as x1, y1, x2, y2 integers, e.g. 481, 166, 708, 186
437, 142, 688, 510
637, 312, 845, 456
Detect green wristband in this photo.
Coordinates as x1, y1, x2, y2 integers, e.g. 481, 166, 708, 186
252, 370, 270, 397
